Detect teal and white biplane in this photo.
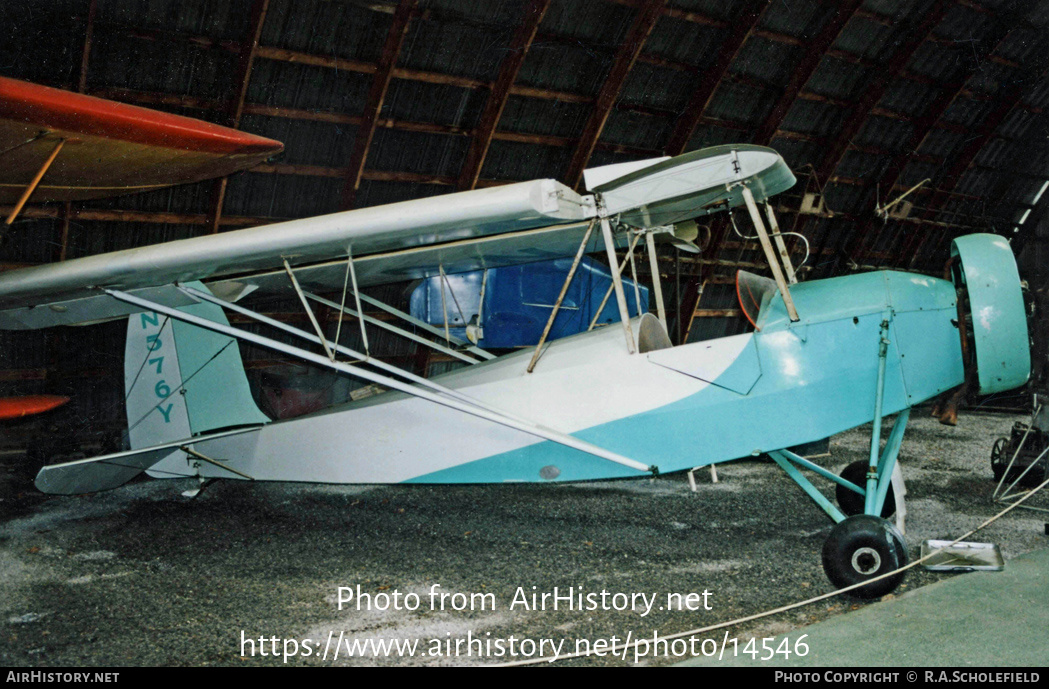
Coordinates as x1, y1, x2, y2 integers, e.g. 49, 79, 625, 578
0, 145, 1030, 597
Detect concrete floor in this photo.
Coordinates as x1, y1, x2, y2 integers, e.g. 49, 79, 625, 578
680, 546, 1049, 667
0, 410, 1046, 666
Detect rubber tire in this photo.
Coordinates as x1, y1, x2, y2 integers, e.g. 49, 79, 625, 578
836, 460, 896, 518
990, 437, 1007, 483
821, 515, 908, 599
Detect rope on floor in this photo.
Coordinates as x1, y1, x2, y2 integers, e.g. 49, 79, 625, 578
494, 474, 1049, 666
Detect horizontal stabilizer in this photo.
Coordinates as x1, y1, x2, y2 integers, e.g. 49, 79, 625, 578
34, 426, 262, 495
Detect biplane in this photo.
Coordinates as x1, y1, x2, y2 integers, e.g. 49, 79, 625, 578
0, 144, 1030, 597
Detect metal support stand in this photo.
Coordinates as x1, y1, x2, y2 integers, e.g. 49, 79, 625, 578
181, 477, 216, 499
686, 464, 718, 493
993, 397, 1049, 515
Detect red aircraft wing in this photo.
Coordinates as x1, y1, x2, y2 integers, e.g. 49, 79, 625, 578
0, 76, 284, 204
0, 395, 70, 420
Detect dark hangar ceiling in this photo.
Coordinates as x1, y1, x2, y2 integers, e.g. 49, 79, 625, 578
0, 0, 1047, 335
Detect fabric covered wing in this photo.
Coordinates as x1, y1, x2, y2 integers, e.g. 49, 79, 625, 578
0, 179, 593, 329
0, 76, 283, 203
206, 220, 619, 298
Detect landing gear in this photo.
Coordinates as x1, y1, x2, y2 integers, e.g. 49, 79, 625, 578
836, 460, 896, 518
766, 318, 916, 595
821, 515, 908, 599
181, 477, 215, 499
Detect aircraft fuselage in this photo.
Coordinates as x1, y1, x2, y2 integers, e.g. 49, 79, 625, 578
149, 269, 964, 485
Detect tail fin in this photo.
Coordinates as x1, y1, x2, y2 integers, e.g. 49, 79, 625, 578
124, 281, 268, 453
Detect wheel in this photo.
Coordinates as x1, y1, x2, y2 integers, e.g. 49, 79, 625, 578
836, 460, 896, 518
822, 515, 908, 599
990, 437, 1008, 482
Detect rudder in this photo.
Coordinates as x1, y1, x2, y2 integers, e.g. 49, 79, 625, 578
124, 281, 268, 475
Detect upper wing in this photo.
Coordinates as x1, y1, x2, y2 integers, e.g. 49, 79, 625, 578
0, 145, 794, 330
0, 179, 591, 329
206, 218, 603, 302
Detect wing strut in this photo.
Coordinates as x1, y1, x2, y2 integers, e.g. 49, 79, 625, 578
644, 229, 668, 329
4, 137, 66, 227
739, 184, 800, 321
527, 218, 596, 373
304, 291, 482, 365
354, 292, 496, 361
346, 247, 369, 356
283, 258, 337, 361
598, 209, 636, 353
179, 283, 490, 409
587, 232, 642, 331
110, 287, 655, 476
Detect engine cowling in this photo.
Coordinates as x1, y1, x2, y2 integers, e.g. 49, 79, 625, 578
950, 233, 1031, 395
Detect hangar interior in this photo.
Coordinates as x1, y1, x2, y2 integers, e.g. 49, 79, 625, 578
2, 0, 1048, 459
0, 0, 1048, 668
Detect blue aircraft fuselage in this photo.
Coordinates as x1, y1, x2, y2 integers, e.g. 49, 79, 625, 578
410, 269, 968, 483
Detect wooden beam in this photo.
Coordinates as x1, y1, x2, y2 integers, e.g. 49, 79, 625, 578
257, 39, 587, 105
693, 309, 742, 318
208, 0, 270, 235
251, 162, 519, 188
607, 0, 724, 28
341, 0, 418, 210
754, 0, 864, 146
816, 0, 953, 184
98, 19, 783, 119
77, 0, 98, 93
664, 0, 772, 156
564, 0, 667, 190
0, 206, 271, 227
907, 66, 1049, 269
100, 10, 1044, 128
61, 0, 99, 263
457, 0, 550, 191
853, 5, 1036, 268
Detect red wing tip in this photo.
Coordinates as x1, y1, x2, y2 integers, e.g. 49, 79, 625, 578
0, 76, 285, 156
0, 395, 71, 420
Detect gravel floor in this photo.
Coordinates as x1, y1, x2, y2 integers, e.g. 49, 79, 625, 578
0, 410, 1046, 667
